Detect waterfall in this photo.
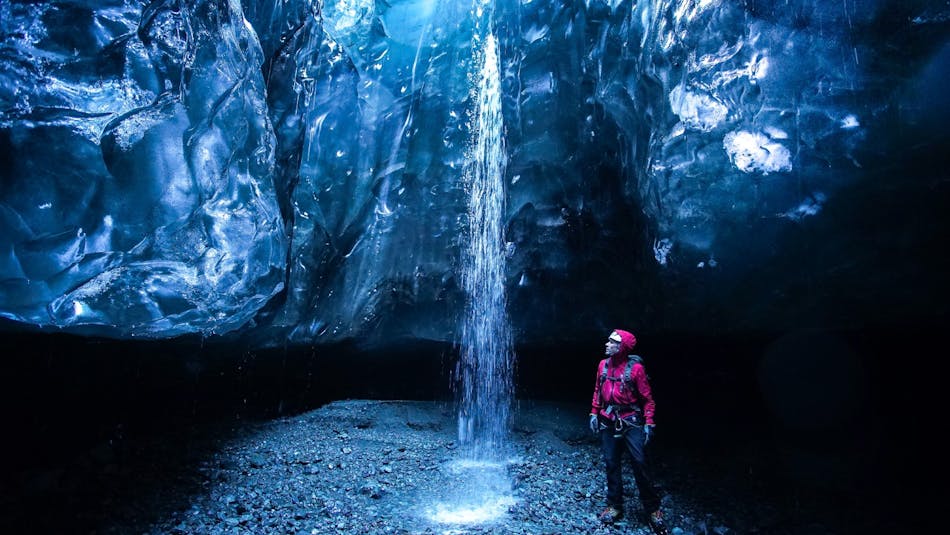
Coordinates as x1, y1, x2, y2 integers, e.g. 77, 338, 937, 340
457, 31, 513, 460
423, 26, 516, 527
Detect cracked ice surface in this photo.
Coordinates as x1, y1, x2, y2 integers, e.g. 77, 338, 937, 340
1, 0, 946, 343
0, 0, 286, 337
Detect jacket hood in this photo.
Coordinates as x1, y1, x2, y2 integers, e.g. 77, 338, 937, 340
612, 329, 637, 357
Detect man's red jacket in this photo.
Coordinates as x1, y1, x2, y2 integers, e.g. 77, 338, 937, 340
590, 329, 656, 425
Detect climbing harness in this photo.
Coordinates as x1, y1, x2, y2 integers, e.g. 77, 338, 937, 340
595, 355, 647, 437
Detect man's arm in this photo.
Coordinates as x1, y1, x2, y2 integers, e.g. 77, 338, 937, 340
590, 360, 605, 415
633, 363, 656, 426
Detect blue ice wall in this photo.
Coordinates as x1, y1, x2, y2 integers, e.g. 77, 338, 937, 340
1, 0, 947, 346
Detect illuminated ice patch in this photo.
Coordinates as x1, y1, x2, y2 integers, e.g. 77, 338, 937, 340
673, 0, 721, 25
723, 130, 792, 174
326, 0, 374, 33
669, 84, 728, 132
653, 238, 673, 266
840, 114, 860, 129
781, 193, 827, 221
750, 55, 769, 81
763, 126, 788, 139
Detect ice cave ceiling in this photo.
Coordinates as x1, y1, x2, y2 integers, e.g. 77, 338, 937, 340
0, 0, 947, 348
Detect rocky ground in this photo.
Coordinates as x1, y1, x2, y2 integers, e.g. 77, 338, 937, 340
2, 399, 901, 534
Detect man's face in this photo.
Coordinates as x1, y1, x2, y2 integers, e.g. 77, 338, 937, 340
605, 332, 622, 356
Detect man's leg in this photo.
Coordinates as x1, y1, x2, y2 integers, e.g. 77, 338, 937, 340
599, 428, 625, 522
622, 424, 661, 515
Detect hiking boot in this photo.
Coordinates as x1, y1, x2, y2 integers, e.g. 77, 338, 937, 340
647, 509, 669, 535
598, 506, 623, 524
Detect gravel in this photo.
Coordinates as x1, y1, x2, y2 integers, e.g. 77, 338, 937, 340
2, 400, 891, 534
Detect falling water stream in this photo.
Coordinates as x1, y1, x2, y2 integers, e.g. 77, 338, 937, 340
457, 30, 512, 461
425, 18, 517, 526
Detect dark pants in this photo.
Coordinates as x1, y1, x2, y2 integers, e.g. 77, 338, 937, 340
600, 419, 660, 513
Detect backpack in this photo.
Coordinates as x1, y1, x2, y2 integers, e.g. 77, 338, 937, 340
599, 354, 644, 391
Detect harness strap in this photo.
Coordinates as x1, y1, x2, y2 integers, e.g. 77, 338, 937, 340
598, 356, 645, 418
597, 359, 609, 410
601, 355, 641, 386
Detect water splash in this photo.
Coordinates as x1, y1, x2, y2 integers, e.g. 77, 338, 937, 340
423, 459, 516, 525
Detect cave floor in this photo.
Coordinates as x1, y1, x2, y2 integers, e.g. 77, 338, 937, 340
3, 400, 899, 534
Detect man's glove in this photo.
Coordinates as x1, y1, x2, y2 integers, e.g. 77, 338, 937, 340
589, 414, 599, 434
644, 424, 655, 445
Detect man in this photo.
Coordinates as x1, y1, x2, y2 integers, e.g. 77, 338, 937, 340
589, 329, 667, 534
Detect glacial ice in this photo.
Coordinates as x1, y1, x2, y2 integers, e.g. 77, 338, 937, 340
0, 0, 286, 338
0, 0, 946, 344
